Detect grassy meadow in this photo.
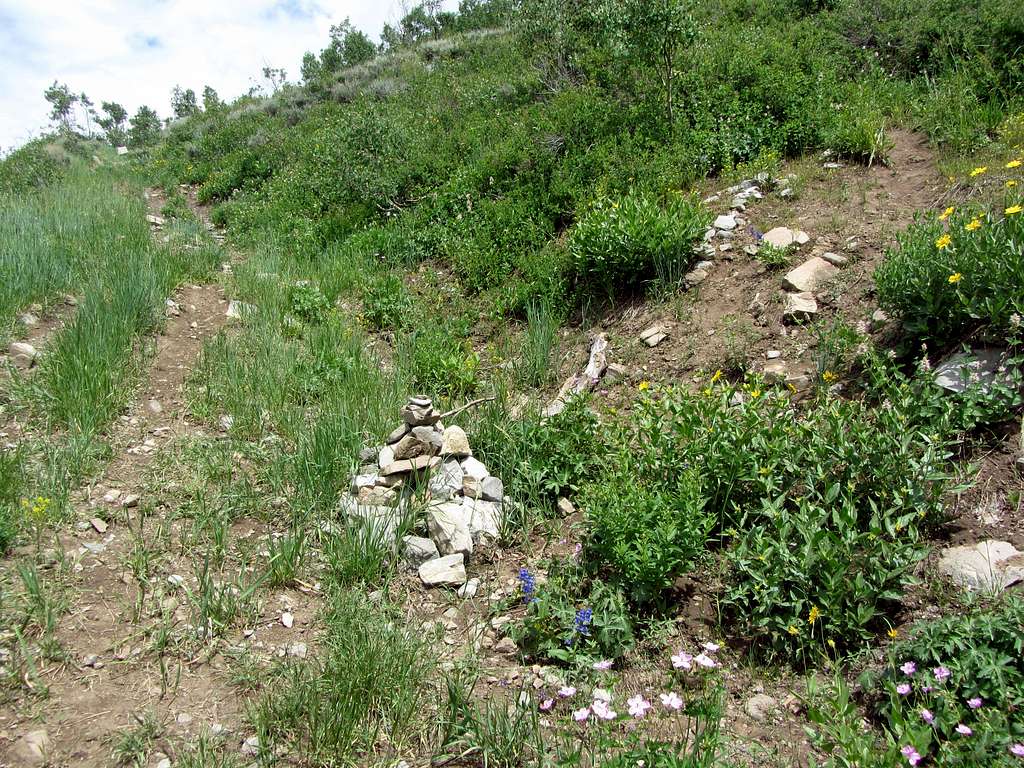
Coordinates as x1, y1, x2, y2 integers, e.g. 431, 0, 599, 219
1, 0, 1024, 766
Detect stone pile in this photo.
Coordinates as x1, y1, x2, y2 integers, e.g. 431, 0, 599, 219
339, 396, 506, 588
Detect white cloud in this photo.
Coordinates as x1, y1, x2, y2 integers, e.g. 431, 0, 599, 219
0, 0, 456, 152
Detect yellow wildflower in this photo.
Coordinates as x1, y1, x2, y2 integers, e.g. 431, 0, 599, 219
808, 605, 821, 624
936, 234, 952, 250
1008, 159, 1022, 169
750, 389, 761, 399
638, 380, 650, 391
1006, 205, 1023, 216
969, 166, 988, 177
887, 627, 899, 639
939, 206, 955, 221
821, 370, 838, 383
965, 217, 982, 231
827, 639, 836, 649
758, 466, 770, 476
787, 625, 799, 636
1009, 180, 1019, 188
710, 369, 723, 383
948, 272, 962, 284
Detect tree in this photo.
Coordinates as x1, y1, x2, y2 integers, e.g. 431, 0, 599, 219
79, 92, 95, 136
261, 66, 288, 94
333, 21, 376, 66
97, 101, 128, 146
43, 81, 78, 132
170, 86, 199, 118
128, 105, 161, 148
202, 86, 222, 111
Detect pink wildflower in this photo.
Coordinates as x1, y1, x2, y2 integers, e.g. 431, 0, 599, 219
920, 709, 934, 724
558, 686, 577, 698
572, 707, 590, 722
901, 745, 923, 766
694, 653, 718, 669
967, 697, 982, 709
672, 651, 693, 670
896, 683, 911, 695
955, 723, 972, 736
900, 661, 917, 676
627, 695, 652, 718
660, 691, 683, 711
1010, 743, 1024, 757
933, 666, 951, 683
702, 641, 721, 653
591, 699, 617, 721
540, 698, 554, 711
593, 659, 613, 671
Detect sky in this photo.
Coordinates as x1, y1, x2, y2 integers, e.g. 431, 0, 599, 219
0, 0, 457, 152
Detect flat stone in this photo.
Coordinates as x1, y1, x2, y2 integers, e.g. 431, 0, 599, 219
766, 350, 782, 359
386, 424, 410, 444
763, 360, 788, 382
685, 269, 710, 288
763, 227, 810, 249
357, 485, 398, 506
745, 694, 778, 722
392, 433, 429, 460
381, 454, 435, 476
419, 553, 467, 587
713, 214, 737, 231
411, 425, 443, 453
402, 535, 439, 568
743, 244, 759, 256
427, 501, 474, 556
937, 540, 1024, 592
933, 348, 1012, 395
783, 292, 817, 322
89, 517, 108, 534
820, 251, 847, 267
783, 257, 839, 293
461, 457, 489, 481
603, 363, 627, 383
378, 445, 395, 469
351, 473, 378, 493
557, 497, 575, 516
401, 401, 440, 427
12, 730, 51, 766
121, 494, 140, 508
440, 425, 472, 457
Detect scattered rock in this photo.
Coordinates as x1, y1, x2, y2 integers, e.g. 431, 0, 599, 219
870, 308, 891, 333
13, 730, 51, 766
287, 642, 308, 659
89, 517, 108, 534
640, 324, 670, 347
557, 497, 576, 516
782, 257, 839, 293
820, 251, 847, 267
783, 292, 818, 322
121, 493, 140, 509
745, 694, 778, 722
684, 268, 710, 288
763, 360, 788, 383
766, 350, 782, 360
225, 300, 255, 320
8, 341, 38, 369
544, 334, 609, 416
241, 735, 260, 757
102, 489, 121, 504
495, 637, 518, 655
464, 497, 502, 544
146, 214, 166, 226
779, 187, 794, 199
458, 577, 480, 599
419, 553, 468, 587
281, 612, 294, 628
763, 227, 810, 249
713, 214, 737, 231
743, 244, 759, 256
937, 540, 1024, 592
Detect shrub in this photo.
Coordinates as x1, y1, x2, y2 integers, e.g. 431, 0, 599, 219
398, 323, 478, 400
361, 272, 412, 331
858, 597, 1024, 766
289, 281, 332, 324
0, 141, 66, 194
509, 560, 634, 667
567, 191, 709, 295
0, 447, 24, 553
875, 194, 1024, 345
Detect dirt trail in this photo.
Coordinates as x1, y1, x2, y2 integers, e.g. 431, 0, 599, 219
0, 191, 250, 767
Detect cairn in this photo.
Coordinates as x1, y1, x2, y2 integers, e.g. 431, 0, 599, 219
338, 396, 505, 587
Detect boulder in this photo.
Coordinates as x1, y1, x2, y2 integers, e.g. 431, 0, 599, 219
937, 540, 1024, 592
411, 425, 444, 454
12, 730, 51, 766
463, 498, 502, 544
713, 214, 737, 231
419, 553, 467, 587
402, 536, 439, 568
745, 694, 778, 722
440, 425, 472, 457
386, 423, 410, 444
427, 502, 474, 556
933, 348, 1013, 395
783, 292, 818, 322
783, 257, 839, 293
392, 433, 429, 461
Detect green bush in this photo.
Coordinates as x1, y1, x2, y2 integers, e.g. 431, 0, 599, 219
567, 191, 709, 295
361, 273, 412, 330
398, 323, 478, 400
0, 141, 66, 194
875, 195, 1024, 344
860, 597, 1024, 766
509, 560, 634, 667
289, 281, 332, 324
0, 447, 25, 553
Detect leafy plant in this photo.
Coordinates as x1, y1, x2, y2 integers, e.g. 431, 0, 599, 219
361, 272, 412, 331
568, 190, 709, 296
289, 281, 332, 324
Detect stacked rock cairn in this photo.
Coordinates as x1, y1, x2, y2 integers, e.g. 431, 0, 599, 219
339, 396, 505, 588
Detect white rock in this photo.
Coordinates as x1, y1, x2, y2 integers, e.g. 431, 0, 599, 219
281, 612, 294, 628
287, 641, 308, 658
820, 251, 847, 266
766, 350, 782, 359
241, 735, 260, 756
463, 497, 502, 545
419, 553, 467, 587
783, 257, 839, 293
402, 535, 439, 568
13, 730, 52, 766
429, 460, 464, 500
745, 694, 778, 722
9, 341, 38, 368
713, 214, 737, 231
458, 577, 480, 599
937, 540, 1024, 592
225, 301, 255, 320
461, 457, 489, 481
933, 348, 1012, 395
783, 292, 818, 321
427, 502, 473, 556
763, 227, 810, 249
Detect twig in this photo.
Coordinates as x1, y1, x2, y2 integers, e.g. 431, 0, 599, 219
439, 396, 497, 421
